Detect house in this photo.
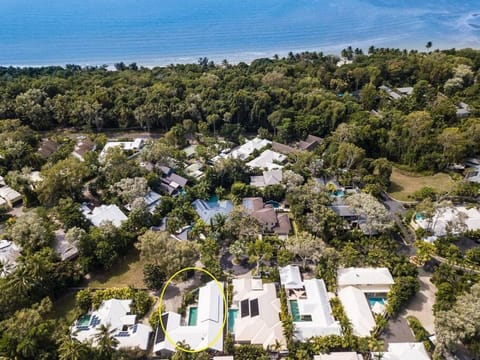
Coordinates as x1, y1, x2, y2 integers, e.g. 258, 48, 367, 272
53, 230, 79, 261
337, 267, 394, 293
125, 190, 162, 214
71, 299, 152, 350
456, 102, 471, 119
250, 169, 283, 188
231, 277, 286, 349
297, 134, 324, 152
337, 286, 376, 337
211, 138, 271, 163
82, 204, 128, 228
73, 136, 96, 161
213, 357, 234, 360
153, 281, 224, 354
242, 198, 291, 235
0, 240, 21, 277
372, 342, 430, 360
158, 166, 188, 196
0, 197, 6, 209
314, 352, 364, 360
99, 138, 144, 159
0, 186, 22, 208
414, 205, 480, 237
330, 204, 357, 221
379, 85, 402, 100
37, 139, 60, 158
246, 150, 286, 170
185, 162, 204, 180
396, 87, 414, 96
182, 144, 198, 159
192, 198, 234, 224
279, 265, 341, 340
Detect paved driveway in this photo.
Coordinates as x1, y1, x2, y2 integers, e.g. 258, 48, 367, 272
404, 271, 436, 334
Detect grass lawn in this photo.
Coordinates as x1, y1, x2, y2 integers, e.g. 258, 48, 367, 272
88, 249, 147, 289
388, 167, 455, 201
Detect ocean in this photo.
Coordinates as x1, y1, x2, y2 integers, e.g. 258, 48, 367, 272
0, 0, 479, 67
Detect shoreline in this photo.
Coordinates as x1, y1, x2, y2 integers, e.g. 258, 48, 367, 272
0, 40, 467, 70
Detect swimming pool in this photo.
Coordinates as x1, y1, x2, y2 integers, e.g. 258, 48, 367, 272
332, 190, 345, 197
188, 307, 198, 326
265, 200, 280, 208
76, 314, 91, 326
415, 213, 425, 220
289, 300, 301, 322
228, 309, 238, 333
368, 297, 386, 308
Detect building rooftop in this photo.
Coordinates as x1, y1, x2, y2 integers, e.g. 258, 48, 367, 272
337, 267, 394, 288
212, 137, 271, 163
314, 352, 363, 360
246, 150, 286, 170
373, 342, 430, 360
279, 265, 303, 289
182, 144, 198, 158
0, 240, 21, 277
232, 277, 286, 349
338, 286, 375, 337
0, 186, 22, 205
72, 299, 152, 350
250, 169, 283, 188
154, 281, 224, 353
73, 137, 96, 161
53, 230, 79, 261
82, 204, 128, 227
37, 139, 60, 158
99, 138, 144, 159
416, 205, 480, 237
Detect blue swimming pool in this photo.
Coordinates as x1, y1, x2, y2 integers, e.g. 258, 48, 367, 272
368, 297, 386, 308
332, 190, 345, 197
228, 308, 238, 333
415, 213, 425, 220
266, 200, 280, 208
289, 300, 301, 322
188, 307, 198, 326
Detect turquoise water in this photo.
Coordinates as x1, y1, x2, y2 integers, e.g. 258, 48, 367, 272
208, 195, 219, 206
77, 314, 91, 326
228, 308, 238, 333
415, 213, 425, 220
0, 0, 479, 66
188, 307, 198, 326
266, 200, 281, 208
368, 297, 386, 307
332, 190, 345, 198
289, 300, 301, 322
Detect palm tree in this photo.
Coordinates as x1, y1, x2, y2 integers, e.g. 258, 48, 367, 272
94, 324, 119, 359
58, 336, 90, 360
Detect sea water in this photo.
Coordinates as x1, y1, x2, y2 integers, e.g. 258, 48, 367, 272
0, 0, 479, 66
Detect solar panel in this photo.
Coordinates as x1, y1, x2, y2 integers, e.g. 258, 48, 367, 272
250, 298, 259, 317
240, 299, 250, 318
155, 314, 169, 343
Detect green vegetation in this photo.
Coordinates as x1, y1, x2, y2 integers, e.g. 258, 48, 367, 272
388, 167, 455, 201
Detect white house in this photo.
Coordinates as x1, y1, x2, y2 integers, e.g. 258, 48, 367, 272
71, 299, 152, 350
337, 286, 376, 337
192, 198, 234, 224
212, 138, 271, 163
0, 186, 22, 208
0, 240, 21, 276
314, 352, 364, 360
372, 342, 430, 360
82, 204, 128, 228
250, 169, 283, 188
337, 267, 394, 293
415, 205, 480, 237
279, 265, 341, 340
231, 277, 286, 349
246, 150, 286, 171
99, 138, 144, 159
153, 281, 224, 354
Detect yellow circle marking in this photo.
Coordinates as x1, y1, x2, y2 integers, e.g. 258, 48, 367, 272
158, 266, 227, 353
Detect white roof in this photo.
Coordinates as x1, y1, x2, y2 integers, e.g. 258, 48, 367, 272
83, 204, 127, 227
338, 286, 375, 337
337, 267, 394, 288
213, 357, 234, 360
99, 139, 144, 159
246, 150, 286, 170
314, 353, 363, 360
0, 186, 22, 202
416, 205, 480, 236
279, 265, 303, 289
72, 299, 152, 350
374, 342, 430, 360
213, 138, 271, 162
182, 144, 197, 157
396, 87, 413, 95
28, 171, 43, 183
294, 279, 341, 339
53, 230, 79, 261
0, 240, 21, 276
232, 278, 286, 349
250, 170, 283, 187
154, 281, 224, 353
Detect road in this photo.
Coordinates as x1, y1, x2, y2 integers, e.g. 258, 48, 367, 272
381, 191, 416, 246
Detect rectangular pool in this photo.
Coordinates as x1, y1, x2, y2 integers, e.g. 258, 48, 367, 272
188, 307, 198, 326
368, 297, 386, 307
289, 300, 301, 322
228, 309, 238, 333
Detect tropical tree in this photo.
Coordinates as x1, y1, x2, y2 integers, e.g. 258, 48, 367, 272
94, 324, 119, 358
57, 335, 91, 360
285, 231, 325, 269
